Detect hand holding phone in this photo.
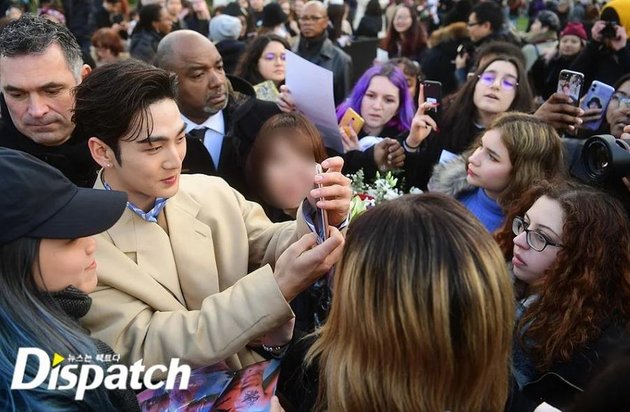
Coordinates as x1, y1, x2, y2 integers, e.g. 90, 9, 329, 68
580, 80, 615, 130
557, 70, 584, 107
422, 80, 442, 113
339, 108, 365, 137
314, 164, 329, 243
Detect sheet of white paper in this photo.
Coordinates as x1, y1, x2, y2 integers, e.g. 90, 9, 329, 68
376, 48, 389, 63
285, 51, 344, 154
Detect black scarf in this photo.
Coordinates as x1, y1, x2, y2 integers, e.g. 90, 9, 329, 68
41, 287, 141, 412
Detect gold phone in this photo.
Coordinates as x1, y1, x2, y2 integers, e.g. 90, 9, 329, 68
339, 108, 365, 136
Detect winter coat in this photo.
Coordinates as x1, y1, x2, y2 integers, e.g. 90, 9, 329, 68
130, 29, 162, 65
421, 22, 469, 96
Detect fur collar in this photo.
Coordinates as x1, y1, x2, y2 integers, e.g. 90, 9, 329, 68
428, 22, 469, 48
427, 155, 475, 197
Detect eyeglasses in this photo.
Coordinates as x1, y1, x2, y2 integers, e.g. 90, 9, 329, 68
261, 52, 286, 62
477, 72, 519, 90
512, 216, 564, 252
299, 15, 325, 22
611, 93, 630, 108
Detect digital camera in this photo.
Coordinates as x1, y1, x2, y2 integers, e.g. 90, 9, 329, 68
582, 134, 630, 182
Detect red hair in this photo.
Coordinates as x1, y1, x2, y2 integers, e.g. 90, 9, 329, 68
495, 180, 630, 370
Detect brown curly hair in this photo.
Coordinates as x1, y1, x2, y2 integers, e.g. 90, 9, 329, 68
495, 180, 630, 371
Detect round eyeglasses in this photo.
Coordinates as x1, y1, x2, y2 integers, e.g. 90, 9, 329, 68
512, 216, 563, 252
477, 72, 519, 91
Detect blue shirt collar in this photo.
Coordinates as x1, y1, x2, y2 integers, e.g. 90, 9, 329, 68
102, 178, 167, 223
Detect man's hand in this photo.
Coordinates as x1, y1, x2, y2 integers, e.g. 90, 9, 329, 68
406, 84, 439, 148
277, 85, 297, 113
534, 92, 584, 132
309, 157, 352, 227
373, 138, 405, 170
274, 229, 344, 302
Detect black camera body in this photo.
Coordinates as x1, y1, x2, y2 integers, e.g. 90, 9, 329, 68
601, 21, 619, 39
582, 134, 630, 182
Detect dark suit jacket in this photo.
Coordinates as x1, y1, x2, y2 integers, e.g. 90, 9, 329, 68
0, 95, 98, 188
181, 88, 280, 198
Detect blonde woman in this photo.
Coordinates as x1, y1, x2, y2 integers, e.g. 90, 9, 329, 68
430, 112, 566, 232
306, 193, 515, 411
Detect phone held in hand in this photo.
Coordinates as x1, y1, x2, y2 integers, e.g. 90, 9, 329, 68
314, 164, 329, 244
339, 108, 365, 137
557, 70, 584, 107
580, 81, 615, 131
422, 80, 442, 113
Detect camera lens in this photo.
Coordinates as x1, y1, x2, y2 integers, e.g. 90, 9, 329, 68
585, 140, 612, 178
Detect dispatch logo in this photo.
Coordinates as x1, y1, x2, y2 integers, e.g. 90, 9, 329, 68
11, 348, 191, 400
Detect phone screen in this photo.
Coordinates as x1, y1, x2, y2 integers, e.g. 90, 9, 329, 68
423, 81, 442, 113
314, 164, 328, 243
557, 70, 584, 106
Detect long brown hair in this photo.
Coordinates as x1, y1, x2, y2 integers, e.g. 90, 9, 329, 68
483, 112, 565, 208
495, 181, 630, 370
381, 4, 427, 59
441, 55, 533, 154
307, 193, 515, 411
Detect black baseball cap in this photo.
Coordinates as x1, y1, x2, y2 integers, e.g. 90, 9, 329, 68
0, 148, 127, 245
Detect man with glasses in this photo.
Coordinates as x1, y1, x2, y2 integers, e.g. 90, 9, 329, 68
458, 2, 519, 75
156, 30, 280, 197
293, 0, 352, 105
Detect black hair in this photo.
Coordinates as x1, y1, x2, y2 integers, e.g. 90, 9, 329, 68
234, 34, 290, 85
473, 40, 526, 70
364, 0, 382, 17
72, 60, 178, 163
471, 1, 504, 32
136, 4, 163, 32
0, 15, 83, 78
587, 97, 602, 108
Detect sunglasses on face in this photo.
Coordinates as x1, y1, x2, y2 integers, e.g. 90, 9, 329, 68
477, 72, 519, 91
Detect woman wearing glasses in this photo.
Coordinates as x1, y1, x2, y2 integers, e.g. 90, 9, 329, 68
495, 181, 630, 411
429, 112, 565, 232
438, 55, 532, 155
235, 34, 290, 97
381, 4, 428, 63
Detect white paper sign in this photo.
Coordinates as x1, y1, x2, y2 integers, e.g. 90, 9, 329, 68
285, 51, 344, 154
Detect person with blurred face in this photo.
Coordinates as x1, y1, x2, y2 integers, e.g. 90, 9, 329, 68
294, 0, 352, 105
0, 16, 97, 187
76, 59, 352, 374
156, 30, 282, 196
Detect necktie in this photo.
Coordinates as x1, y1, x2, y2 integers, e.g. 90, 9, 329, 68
188, 127, 208, 141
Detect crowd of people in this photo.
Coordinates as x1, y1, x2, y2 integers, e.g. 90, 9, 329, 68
0, 0, 629, 410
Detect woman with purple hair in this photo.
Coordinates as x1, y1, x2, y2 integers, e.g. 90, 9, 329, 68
338, 63, 442, 190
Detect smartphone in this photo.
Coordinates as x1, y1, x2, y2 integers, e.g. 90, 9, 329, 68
557, 70, 584, 106
314, 164, 329, 243
580, 81, 615, 131
339, 108, 364, 137
422, 80, 442, 112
